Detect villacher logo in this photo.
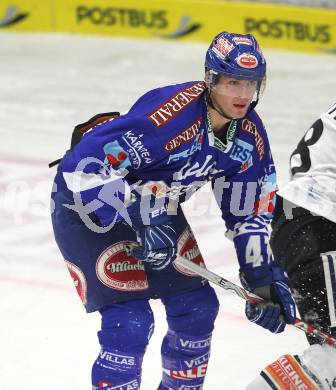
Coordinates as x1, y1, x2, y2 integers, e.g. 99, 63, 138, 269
0, 5, 29, 27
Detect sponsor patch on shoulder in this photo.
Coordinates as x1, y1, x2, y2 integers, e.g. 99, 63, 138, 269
103, 140, 131, 169
148, 82, 205, 128
122, 130, 153, 168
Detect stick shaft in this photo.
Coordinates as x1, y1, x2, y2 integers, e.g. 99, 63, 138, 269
175, 255, 336, 346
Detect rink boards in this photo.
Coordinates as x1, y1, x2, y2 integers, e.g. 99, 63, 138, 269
0, 0, 335, 54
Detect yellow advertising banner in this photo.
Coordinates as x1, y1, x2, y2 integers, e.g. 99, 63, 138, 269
0, 0, 335, 54
0, 1, 52, 32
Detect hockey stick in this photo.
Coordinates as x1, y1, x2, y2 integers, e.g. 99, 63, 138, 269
174, 255, 336, 347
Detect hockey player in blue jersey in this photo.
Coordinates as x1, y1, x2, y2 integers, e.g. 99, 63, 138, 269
51, 31, 296, 389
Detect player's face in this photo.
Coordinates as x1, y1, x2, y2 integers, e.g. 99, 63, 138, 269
211, 76, 258, 118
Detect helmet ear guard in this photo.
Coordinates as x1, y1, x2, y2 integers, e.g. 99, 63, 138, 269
258, 76, 267, 98
204, 68, 218, 88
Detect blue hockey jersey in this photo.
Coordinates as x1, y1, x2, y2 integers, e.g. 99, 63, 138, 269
55, 81, 276, 270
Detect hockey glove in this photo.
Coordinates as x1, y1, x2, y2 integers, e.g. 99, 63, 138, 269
240, 263, 296, 333
127, 193, 177, 271
131, 222, 177, 271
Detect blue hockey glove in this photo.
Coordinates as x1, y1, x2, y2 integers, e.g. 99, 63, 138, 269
240, 263, 296, 333
131, 222, 177, 271
127, 191, 177, 270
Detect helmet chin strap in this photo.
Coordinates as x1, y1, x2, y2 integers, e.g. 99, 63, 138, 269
206, 89, 234, 120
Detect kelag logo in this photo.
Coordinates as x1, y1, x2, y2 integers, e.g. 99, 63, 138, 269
76, 6, 201, 38
0, 5, 29, 27
245, 18, 331, 44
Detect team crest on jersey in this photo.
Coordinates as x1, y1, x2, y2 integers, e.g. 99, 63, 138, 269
65, 260, 88, 305
103, 140, 131, 169
173, 227, 206, 276
96, 241, 149, 291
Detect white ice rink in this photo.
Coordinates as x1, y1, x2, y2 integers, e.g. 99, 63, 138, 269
1, 32, 335, 389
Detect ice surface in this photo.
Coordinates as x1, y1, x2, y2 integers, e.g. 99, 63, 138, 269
301, 344, 336, 389
0, 32, 335, 389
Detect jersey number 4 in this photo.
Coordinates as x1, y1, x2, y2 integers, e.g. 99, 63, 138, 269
245, 235, 273, 267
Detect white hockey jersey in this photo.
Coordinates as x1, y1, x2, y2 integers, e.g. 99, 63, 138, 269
278, 103, 336, 223
246, 344, 336, 390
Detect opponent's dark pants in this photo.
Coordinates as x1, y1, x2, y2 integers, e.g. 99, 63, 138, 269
271, 196, 336, 345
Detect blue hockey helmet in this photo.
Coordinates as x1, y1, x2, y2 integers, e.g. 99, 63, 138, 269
205, 32, 266, 84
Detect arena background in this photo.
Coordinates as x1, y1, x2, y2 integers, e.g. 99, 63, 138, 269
1, 0, 336, 53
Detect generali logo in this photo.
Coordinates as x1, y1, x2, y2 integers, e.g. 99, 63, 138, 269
148, 82, 205, 128
164, 118, 202, 151
0, 6, 29, 27
241, 118, 265, 160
